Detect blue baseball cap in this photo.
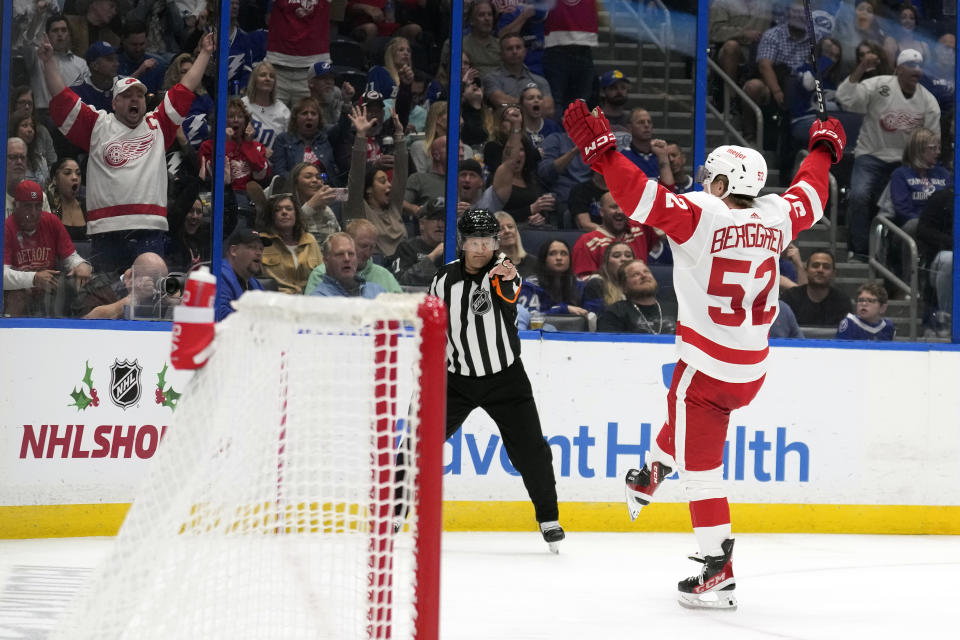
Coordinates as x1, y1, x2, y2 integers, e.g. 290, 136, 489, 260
85, 41, 117, 63
599, 69, 630, 89
310, 61, 334, 78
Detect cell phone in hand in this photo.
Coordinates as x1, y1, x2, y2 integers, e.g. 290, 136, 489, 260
332, 188, 349, 202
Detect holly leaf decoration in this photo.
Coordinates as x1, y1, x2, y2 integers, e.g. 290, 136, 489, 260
69, 387, 93, 411
156, 362, 169, 391
161, 386, 181, 410
81, 361, 94, 390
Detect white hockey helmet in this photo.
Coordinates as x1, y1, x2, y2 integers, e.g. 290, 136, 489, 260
700, 145, 767, 199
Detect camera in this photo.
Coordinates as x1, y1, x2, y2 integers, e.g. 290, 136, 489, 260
158, 273, 186, 296
381, 135, 395, 155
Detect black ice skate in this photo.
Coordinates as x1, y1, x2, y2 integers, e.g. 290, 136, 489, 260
624, 462, 672, 521
539, 521, 565, 554
677, 538, 737, 610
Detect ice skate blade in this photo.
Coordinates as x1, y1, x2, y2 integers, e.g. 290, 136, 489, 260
548, 542, 560, 554
625, 485, 643, 521
677, 590, 737, 611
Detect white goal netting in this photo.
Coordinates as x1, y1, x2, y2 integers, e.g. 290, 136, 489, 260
51, 292, 445, 640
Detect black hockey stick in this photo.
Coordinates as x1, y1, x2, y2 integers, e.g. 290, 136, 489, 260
803, 0, 827, 122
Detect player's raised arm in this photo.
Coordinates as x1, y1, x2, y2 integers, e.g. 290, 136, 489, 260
562, 100, 700, 244
781, 117, 847, 239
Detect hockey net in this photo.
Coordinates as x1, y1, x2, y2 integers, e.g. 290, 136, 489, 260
51, 292, 446, 640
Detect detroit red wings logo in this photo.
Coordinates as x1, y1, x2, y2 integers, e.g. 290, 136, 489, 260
879, 111, 924, 133
103, 133, 155, 168
293, 0, 318, 17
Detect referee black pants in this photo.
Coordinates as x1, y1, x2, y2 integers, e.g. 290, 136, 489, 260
446, 360, 559, 524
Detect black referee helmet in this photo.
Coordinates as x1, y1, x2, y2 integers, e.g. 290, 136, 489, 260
457, 208, 500, 238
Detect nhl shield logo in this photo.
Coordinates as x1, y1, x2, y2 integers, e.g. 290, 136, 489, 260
110, 359, 142, 409
471, 288, 492, 315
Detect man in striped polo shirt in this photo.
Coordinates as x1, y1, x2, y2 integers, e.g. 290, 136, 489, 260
429, 208, 564, 552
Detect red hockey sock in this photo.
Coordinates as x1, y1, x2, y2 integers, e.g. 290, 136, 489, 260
690, 498, 731, 557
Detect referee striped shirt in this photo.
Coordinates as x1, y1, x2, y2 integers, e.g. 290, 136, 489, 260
429, 255, 522, 377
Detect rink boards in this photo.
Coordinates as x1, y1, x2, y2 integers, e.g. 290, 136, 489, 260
1, 326, 959, 537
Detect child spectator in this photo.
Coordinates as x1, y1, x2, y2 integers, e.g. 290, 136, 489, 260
242, 61, 290, 152
272, 97, 338, 181
256, 193, 322, 294
46, 157, 87, 243
520, 238, 602, 318
836, 281, 895, 340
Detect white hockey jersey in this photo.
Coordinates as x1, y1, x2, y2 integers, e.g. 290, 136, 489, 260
596, 147, 832, 382
49, 84, 194, 235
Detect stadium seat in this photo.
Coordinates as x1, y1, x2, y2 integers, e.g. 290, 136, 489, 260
337, 68, 369, 99
73, 241, 93, 260
330, 39, 367, 72
545, 313, 589, 332
519, 229, 585, 257
255, 277, 279, 291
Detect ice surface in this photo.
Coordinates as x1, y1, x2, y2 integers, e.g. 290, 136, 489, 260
1, 532, 957, 639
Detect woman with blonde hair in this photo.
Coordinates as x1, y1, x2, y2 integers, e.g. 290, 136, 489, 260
410, 100, 449, 173
494, 211, 537, 278
885, 128, 951, 236
584, 242, 636, 308
242, 61, 290, 152
256, 193, 323, 294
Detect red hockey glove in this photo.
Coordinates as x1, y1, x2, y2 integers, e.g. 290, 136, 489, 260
808, 117, 846, 164
562, 100, 617, 165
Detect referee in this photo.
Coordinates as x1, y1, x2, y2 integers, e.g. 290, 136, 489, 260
430, 208, 565, 551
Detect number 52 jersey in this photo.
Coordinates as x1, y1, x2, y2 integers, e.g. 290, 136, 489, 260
595, 148, 833, 383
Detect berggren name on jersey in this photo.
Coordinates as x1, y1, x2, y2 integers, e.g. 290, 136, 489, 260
710, 221, 785, 254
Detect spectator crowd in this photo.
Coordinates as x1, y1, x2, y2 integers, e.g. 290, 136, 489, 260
2, 0, 954, 339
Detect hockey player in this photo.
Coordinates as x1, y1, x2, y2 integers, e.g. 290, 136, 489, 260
429, 208, 565, 552
562, 100, 844, 608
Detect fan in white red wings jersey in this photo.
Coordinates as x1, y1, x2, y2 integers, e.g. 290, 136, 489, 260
48, 84, 194, 235
592, 147, 833, 383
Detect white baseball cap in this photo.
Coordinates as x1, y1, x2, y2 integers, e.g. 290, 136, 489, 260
896, 49, 923, 66
113, 76, 147, 96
